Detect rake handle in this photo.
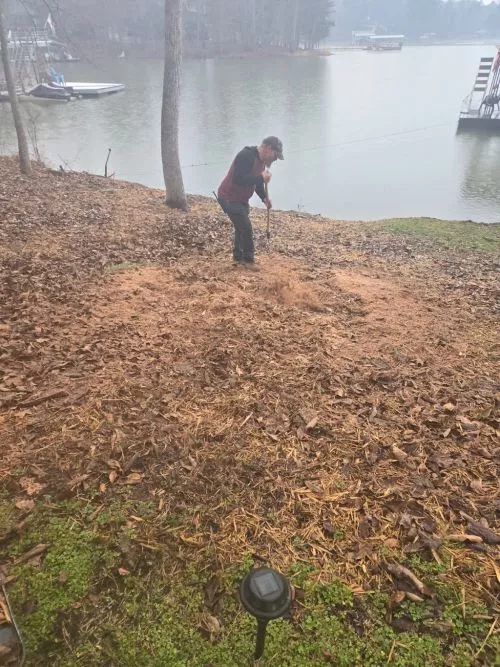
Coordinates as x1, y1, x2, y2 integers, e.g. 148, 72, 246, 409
265, 182, 270, 240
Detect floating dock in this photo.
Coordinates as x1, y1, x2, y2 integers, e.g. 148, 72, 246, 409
457, 47, 500, 133
58, 82, 125, 97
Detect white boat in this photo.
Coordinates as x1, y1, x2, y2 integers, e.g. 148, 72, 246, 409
22, 94, 71, 105
0, 90, 70, 104
53, 81, 125, 97
28, 83, 73, 101
366, 35, 405, 51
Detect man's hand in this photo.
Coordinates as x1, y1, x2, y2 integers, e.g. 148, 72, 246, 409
265, 198, 272, 210
262, 170, 272, 184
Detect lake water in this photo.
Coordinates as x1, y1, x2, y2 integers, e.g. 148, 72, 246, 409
1, 45, 500, 222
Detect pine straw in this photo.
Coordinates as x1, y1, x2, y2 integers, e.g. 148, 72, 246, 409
0, 157, 499, 608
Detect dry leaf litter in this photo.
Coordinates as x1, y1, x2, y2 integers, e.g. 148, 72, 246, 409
0, 158, 499, 635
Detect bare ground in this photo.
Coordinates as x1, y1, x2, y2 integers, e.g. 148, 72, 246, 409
1, 157, 499, 615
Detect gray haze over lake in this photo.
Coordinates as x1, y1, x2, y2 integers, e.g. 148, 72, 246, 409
1, 44, 499, 222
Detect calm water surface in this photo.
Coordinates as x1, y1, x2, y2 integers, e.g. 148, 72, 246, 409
1, 45, 499, 222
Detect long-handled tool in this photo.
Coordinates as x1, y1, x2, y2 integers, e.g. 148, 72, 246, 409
265, 182, 271, 244
212, 190, 224, 212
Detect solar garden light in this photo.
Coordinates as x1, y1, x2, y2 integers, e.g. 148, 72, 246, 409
239, 567, 292, 661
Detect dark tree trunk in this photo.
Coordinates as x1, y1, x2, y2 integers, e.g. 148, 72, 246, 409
0, 0, 32, 176
161, 0, 187, 210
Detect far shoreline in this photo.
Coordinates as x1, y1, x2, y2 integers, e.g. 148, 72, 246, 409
56, 39, 500, 62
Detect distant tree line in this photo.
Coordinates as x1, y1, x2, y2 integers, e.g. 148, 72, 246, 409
183, 0, 335, 53
5, 0, 500, 56
335, 0, 500, 41
6, 0, 335, 55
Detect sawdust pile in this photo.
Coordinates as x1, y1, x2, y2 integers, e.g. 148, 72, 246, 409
262, 266, 324, 311
0, 157, 499, 611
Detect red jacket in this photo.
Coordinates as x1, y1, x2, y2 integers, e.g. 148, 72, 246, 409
218, 146, 267, 204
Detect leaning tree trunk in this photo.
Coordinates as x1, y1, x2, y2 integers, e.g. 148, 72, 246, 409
161, 0, 187, 210
0, 0, 31, 176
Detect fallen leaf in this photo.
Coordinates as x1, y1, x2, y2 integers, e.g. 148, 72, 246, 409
19, 477, 45, 496
15, 499, 34, 511
296, 426, 306, 440
411, 486, 429, 500
109, 470, 118, 484
349, 541, 373, 561
479, 407, 493, 420
17, 389, 68, 408
358, 517, 372, 539
68, 474, 90, 489
443, 402, 456, 413
384, 538, 399, 549
387, 563, 433, 598
305, 481, 323, 495
198, 613, 221, 636
365, 444, 380, 464
466, 522, 500, 545
206, 614, 221, 634
446, 534, 483, 544
123, 473, 143, 485
407, 526, 419, 540
111, 429, 126, 448
425, 619, 454, 633
14, 543, 48, 565
305, 416, 318, 430
457, 416, 480, 432
391, 445, 408, 462
420, 518, 437, 534
470, 480, 483, 494
399, 513, 413, 530
299, 408, 317, 426
323, 521, 336, 538
204, 576, 221, 611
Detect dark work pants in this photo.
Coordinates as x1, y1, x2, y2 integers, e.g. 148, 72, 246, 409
219, 199, 254, 263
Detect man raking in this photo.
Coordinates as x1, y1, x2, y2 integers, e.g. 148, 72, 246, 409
217, 137, 284, 271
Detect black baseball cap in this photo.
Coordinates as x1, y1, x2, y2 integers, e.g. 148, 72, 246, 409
262, 136, 284, 160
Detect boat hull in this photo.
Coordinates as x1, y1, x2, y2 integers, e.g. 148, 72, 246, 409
366, 45, 403, 52
1, 88, 70, 103
29, 83, 72, 101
